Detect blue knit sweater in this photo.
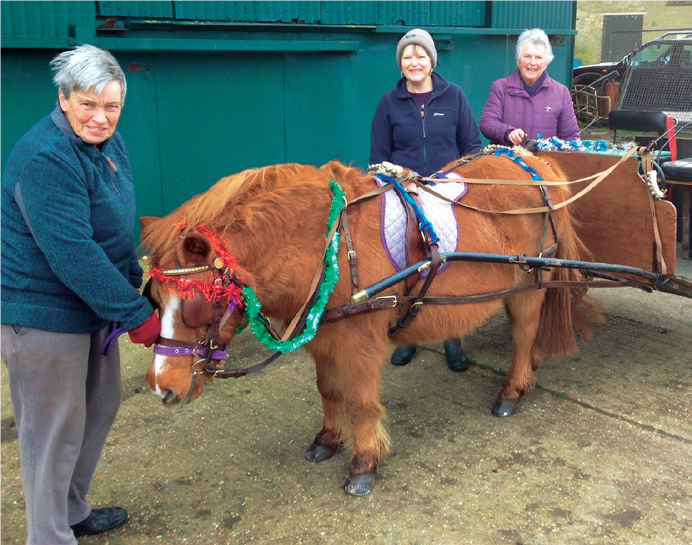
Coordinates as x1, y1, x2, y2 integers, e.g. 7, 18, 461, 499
370, 72, 482, 177
1, 106, 153, 333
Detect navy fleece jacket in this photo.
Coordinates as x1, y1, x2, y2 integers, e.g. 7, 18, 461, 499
370, 72, 482, 176
1, 106, 153, 333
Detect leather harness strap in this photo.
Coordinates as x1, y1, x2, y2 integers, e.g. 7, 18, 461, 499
322, 277, 643, 323
402, 192, 426, 293
413, 146, 639, 215
339, 204, 359, 295
322, 294, 400, 322
638, 147, 667, 275
388, 238, 441, 336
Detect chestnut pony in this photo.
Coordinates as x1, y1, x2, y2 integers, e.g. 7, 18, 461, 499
140, 154, 596, 496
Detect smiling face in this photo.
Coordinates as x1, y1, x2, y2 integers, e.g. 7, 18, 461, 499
58, 80, 122, 146
517, 42, 548, 86
401, 44, 433, 87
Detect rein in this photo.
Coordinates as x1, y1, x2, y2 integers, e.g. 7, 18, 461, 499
414, 146, 640, 216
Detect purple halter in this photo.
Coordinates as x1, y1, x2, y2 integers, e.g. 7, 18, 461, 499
154, 297, 238, 363
153, 344, 229, 360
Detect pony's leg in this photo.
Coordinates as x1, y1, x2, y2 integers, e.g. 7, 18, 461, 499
495, 289, 547, 417
307, 327, 390, 495
340, 337, 390, 496
305, 352, 349, 462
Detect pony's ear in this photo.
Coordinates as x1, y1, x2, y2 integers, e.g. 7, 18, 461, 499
140, 216, 161, 238
182, 234, 212, 263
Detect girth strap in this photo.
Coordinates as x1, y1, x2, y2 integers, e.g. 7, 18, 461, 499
388, 241, 441, 336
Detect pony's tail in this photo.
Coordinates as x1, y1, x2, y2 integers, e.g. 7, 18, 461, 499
533, 212, 602, 362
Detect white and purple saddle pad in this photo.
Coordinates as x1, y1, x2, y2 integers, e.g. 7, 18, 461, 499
374, 172, 467, 277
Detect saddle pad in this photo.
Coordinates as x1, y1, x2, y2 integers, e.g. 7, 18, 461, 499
375, 172, 467, 276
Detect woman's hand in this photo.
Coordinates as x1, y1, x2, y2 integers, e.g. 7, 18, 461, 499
508, 128, 526, 146
128, 312, 161, 347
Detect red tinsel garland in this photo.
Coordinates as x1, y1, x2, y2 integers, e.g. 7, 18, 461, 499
147, 224, 245, 306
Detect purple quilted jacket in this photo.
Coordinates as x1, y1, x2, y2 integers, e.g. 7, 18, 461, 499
479, 69, 580, 145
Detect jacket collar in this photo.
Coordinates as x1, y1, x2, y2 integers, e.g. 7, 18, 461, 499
395, 71, 450, 99
51, 103, 79, 139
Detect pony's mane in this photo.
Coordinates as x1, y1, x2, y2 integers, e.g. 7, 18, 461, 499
141, 162, 355, 258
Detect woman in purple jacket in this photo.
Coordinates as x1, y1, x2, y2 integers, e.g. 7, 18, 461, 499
480, 28, 580, 146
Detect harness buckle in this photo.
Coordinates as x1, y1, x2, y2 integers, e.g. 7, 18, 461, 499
374, 295, 398, 308
347, 250, 356, 261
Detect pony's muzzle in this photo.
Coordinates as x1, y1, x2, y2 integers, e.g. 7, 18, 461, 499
161, 389, 178, 405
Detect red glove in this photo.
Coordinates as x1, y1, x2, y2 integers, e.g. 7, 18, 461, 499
128, 312, 161, 347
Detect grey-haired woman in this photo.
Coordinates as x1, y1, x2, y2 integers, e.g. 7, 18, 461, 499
1, 45, 160, 544
480, 28, 580, 145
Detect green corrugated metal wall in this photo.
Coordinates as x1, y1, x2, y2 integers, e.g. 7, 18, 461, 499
2, 1, 577, 223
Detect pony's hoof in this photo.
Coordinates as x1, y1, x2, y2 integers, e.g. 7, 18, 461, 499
305, 443, 337, 462
344, 473, 375, 496
492, 399, 517, 417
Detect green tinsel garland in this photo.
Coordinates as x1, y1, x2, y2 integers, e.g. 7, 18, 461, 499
242, 180, 345, 353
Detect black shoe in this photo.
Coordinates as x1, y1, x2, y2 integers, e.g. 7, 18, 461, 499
391, 344, 416, 366
71, 507, 128, 537
443, 339, 469, 372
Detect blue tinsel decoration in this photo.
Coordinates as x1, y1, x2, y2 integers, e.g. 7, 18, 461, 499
494, 148, 543, 182
375, 173, 440, 244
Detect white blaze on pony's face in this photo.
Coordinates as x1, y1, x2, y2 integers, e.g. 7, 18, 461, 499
144, 283, 208, 406
152, 293, 180, 398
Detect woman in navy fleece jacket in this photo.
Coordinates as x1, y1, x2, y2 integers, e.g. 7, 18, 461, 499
370, 29, 482, 371
1, 45, 160, 545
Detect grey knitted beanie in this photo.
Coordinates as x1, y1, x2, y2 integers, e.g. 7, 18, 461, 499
396, 29, 437, 70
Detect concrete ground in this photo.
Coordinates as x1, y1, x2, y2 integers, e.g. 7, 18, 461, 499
1, 247, 690, 545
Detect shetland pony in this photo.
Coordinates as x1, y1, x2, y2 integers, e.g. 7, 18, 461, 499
140, 154, 596, 495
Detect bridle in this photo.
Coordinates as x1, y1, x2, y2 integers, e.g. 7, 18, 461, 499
147, 226, 254, 404
151, 262, 238, 360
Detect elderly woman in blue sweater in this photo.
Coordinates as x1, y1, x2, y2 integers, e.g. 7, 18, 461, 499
1, 45, 160, 545
370, 29, 482, 371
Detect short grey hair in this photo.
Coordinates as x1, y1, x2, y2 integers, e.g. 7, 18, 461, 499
515, 28, 554, 65
50, 44, 127, 105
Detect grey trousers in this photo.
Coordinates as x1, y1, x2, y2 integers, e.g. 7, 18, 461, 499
2, 325, 122, 545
